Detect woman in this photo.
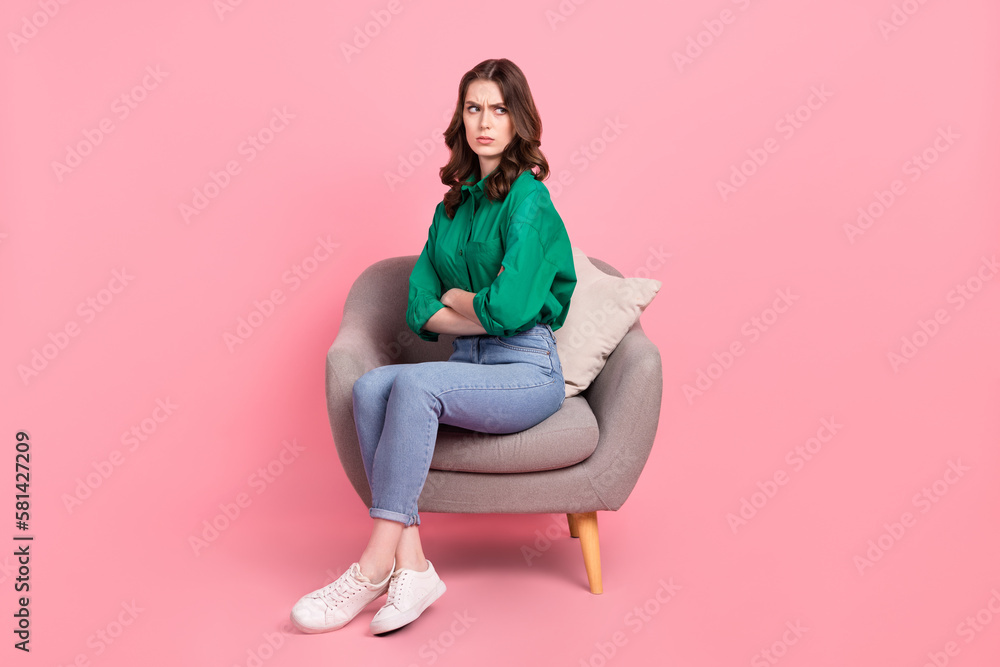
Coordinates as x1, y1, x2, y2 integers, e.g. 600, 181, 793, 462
291, 58, 576, 635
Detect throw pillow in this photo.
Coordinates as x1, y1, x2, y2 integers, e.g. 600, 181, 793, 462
553, 247, 661, 398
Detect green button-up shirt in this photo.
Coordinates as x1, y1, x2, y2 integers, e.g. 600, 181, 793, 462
406, 169, 577, 342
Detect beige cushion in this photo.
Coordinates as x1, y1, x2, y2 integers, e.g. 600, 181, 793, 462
554, 248, 661, 398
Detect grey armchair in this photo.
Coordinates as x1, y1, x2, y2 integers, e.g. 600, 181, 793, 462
325, 255, 662, 594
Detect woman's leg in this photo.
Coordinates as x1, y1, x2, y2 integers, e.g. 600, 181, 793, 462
356, 519, 402, 581
394, 524, 428, 571
352, 363, 407, 488
366, 326, 564, 529
358, 522, 428, 581
351, 326, 563, 577
352, 364, 414, 580
351, 355, 461, 580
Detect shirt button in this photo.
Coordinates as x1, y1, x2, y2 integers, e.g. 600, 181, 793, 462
459, 249, 463, 255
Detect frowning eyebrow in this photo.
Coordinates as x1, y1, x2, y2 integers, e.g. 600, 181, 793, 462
465, 100, 506, 106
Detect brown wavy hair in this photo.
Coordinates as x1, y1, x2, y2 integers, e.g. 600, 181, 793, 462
440, 58, 550, 220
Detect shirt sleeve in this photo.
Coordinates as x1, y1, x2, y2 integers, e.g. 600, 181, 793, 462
406, 207, 447, 342
472, 191, 561, 337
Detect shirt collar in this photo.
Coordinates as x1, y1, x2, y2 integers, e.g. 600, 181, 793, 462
459, 168, 535, 204
460, 168, 495, 201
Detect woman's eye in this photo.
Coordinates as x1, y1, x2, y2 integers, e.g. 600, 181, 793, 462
466, 105, 505, 114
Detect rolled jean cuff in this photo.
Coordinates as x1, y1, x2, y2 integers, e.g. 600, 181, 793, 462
370, 506, 420, 526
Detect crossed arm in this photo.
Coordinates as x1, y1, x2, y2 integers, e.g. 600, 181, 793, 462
423, 267, 504, 336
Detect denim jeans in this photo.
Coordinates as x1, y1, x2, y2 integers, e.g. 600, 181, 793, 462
352, 323, 565, 527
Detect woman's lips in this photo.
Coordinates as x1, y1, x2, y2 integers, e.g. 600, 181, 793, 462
476, 137, 494, 143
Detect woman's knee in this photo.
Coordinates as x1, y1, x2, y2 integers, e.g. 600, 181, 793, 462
353, 366, 392, 402
389, 365, 442, 401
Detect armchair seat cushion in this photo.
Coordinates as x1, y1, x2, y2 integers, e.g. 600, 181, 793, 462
429, 395, 599, 473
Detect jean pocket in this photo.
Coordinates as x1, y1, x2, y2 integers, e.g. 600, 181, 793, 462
493, 333, 551, 356
486, 334, 553, 376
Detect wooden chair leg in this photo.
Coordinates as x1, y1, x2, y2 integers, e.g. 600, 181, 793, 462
566, 512, 579, 538
570, 511, 603, 594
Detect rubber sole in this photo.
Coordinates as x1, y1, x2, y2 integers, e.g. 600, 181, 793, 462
289, 586, 390, 634
370, 580, 447, 635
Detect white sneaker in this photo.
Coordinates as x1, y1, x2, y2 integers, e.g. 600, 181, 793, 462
290, 559, 395, 633
370, 559, 447, 635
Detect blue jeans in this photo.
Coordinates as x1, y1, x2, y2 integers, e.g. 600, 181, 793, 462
352, 323, 565, 527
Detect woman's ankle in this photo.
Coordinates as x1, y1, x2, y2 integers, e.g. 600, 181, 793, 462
394, 555, 428, 572
357, 557, 394, 582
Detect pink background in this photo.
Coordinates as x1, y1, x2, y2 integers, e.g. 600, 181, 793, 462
3, 0, 999, 665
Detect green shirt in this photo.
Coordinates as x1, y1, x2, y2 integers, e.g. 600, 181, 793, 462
406, 169, 577, 342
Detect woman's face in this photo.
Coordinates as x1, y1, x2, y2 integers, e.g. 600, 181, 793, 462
463, 79, 513, 176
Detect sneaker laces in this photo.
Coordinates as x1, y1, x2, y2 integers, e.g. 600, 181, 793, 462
310, 565, 364, 610
385, 571, 407, 610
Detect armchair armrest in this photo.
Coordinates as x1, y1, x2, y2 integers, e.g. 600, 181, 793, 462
578, 321, 663, 510
325, 324, 379, 509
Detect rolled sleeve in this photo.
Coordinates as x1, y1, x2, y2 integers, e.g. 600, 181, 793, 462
472, 220, 559, 337
406, 226, 446, 342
